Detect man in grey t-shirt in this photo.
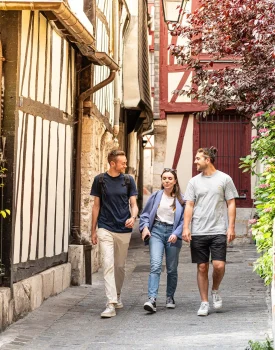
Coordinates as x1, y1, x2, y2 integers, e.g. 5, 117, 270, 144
183, 147, 238, 316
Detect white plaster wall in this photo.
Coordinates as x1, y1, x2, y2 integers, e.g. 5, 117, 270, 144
68, 0, 93, 33
168, 71, 192, 102
14, 116, 73, 263
125, 0, 138, 15
128, 131, 138, 173
165, 114, 194, 192
20, 11, 75, 115
29, 117, 42, 260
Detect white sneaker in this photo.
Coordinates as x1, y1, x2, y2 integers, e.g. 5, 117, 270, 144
212, 290, 222, 310
101, 303, 116, 318
197, 302, 209, 316
115, 295, 123, 309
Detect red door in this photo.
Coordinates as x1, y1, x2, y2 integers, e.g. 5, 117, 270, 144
194, 113, 252, 208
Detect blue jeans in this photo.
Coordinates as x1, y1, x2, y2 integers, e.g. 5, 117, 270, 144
148, 221, 182, 299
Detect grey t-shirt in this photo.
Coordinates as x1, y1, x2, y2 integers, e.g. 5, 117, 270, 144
184, 170, 239, 236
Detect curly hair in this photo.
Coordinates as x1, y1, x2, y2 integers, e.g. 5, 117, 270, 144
197, 146, 218, 164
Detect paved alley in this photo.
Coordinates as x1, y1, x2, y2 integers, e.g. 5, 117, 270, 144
0, 229, 271, 350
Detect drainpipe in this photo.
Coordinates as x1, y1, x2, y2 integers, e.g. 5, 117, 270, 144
72, 53, 119, 243
141, 120, 154, 138
113, 0, 120, 138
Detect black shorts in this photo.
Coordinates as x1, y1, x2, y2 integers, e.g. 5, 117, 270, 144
190, 235, 227, 264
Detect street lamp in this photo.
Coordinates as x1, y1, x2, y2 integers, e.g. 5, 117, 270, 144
161, 0, 188, 28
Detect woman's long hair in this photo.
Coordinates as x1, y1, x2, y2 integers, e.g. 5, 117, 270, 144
161, 169, 185, 208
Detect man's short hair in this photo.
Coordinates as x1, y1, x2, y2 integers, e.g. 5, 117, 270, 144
107, 149, 125, 164
197, 146, 217, 164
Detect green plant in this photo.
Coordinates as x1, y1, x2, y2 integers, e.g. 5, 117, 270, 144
240, 108, 275, 285
245, 336, 274, 350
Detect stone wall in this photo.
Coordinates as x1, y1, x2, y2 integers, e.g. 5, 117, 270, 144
0, 263, 71, 331
80, 115, 124, 273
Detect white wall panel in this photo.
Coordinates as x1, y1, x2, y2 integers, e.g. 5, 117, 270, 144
38, 120, 50, 259
165, 115, 194, 192
37, 14, 47, 103
168, 71, 192, 102
51, 31, 62, 109
44, 24, 51, 106
63, 125, 73, 252
60, 40, 68, 113
21, 115, 34, 263
55, 124, 65, 255
46, 122, 58, 257
20, 11, 31, 97
29, 12, 39, 100
29, 117, 42, 260
14, 112, 25, 264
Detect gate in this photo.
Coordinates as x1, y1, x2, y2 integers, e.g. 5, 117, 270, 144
197, 113, 252, 208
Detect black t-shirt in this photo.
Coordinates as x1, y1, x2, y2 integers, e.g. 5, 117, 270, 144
90, 172, 138, 233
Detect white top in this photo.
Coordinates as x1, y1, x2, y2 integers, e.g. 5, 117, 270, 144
156, 192, 175, 224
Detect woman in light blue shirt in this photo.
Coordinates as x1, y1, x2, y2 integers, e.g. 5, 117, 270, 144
139, 168, 185, 313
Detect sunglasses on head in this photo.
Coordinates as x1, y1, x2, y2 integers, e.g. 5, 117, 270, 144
162, 168, 177, 173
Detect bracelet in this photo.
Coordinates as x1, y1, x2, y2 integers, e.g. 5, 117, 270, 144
132, 216, 136, 220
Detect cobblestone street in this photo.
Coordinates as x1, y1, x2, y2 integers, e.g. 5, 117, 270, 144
0, 229, 271, 350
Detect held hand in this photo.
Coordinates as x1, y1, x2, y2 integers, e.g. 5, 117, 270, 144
168, 234, 177, 244
91, 232, 98, 245
182, 228, 191, 243
125, 217, 135, 228
227, 228, 236, 243
142, 227, 151, 241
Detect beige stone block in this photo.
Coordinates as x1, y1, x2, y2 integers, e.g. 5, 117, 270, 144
82, 117, 93, 132
13, 281, 31, 318
0, 288, 12, 328
23, 275, 43, 311
68, 245, 85, 286
41, 269, 54, 300
62, 263, 71, 290
153, 174, 162, 186
82, 133, 93, 152
154, 162, 165, 175
53, 265, 64, 295
154, 120, 167, 127
81, 153, 93, 168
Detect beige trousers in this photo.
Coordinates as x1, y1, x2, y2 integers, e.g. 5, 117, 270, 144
97, 228, 131, 303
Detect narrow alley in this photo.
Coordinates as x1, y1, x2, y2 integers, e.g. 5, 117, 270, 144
0, 227, 271, 350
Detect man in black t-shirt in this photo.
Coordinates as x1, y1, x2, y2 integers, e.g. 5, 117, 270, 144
91, 149, 138, 318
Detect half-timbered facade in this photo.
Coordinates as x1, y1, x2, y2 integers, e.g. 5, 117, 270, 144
153, 0, 253, 215
0, 0, 152, 291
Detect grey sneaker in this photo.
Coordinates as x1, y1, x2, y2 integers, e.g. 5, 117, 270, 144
115, 295, 123, 309
166, 296, 176, 309
197, 302, 209, 316
101, 303, 116, 318
212, 290, 222, 310
144, 297, 157, 313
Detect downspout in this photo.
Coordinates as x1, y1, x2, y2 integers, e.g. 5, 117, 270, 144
141, 120, 154, 138
113, 0, 120, 138
72, 53, 119, 243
